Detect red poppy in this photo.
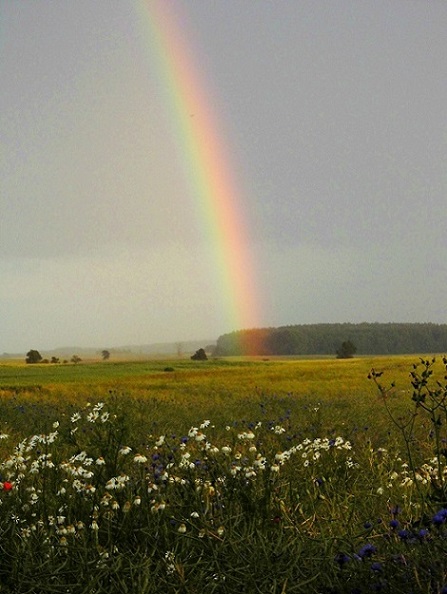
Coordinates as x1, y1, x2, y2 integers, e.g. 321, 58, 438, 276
2, 482, 13, 491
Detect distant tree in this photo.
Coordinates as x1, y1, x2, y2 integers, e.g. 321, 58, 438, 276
25, 350, 42, 364
336, 340, 357, 359
71, 355, 82, 364
191, 348, 208, 361
101, 350, 111, 361
50, 356, 60, 364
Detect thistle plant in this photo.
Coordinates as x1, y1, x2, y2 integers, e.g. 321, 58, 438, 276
370, 356, 447, 506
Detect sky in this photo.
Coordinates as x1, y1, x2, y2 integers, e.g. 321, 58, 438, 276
1, 0, 447, 353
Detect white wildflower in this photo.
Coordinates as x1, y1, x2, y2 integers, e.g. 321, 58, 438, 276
119, 446, 132, 456
401, 476, 414, 487
237, 431, 255, 440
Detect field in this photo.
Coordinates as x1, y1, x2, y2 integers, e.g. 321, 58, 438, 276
0, 355, 447, 593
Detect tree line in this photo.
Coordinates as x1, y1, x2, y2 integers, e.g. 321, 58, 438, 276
25, 350, 111, 364
213, 323, 447, 357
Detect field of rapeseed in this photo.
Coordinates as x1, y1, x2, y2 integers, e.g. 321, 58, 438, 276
0, 356, 446, 592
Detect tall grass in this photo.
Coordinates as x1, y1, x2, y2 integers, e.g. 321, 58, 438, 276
0, 356, 446, 592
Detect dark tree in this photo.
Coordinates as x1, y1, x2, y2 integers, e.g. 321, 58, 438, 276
336, 340, 357, 359
101, 350, 111, 361
25, 350, 42, 364
50, 357, 60, 364
191, 348, 208, 361
71, 355, 82, 364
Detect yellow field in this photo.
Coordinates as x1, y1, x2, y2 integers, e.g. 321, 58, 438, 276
0, 354, 440, 451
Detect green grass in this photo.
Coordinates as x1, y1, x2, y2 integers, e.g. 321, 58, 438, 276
0, 354, 446, 593
0, 355, 430, 445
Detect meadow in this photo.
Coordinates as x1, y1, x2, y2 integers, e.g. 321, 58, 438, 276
0, 355, 447, 593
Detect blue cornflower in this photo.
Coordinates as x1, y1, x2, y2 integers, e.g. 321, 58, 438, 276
371, 562, 383, 572
358, 543, 377, 559
389, 519, 399, 529
432, 508, 447, 526
364, 521, 372, 529
398, 529, 410, 541
334, 552, 350, 567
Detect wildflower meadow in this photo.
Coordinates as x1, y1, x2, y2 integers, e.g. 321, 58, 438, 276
0, 355, 447, 593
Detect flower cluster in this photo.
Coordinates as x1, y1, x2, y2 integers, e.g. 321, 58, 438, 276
1, 399, 447, 594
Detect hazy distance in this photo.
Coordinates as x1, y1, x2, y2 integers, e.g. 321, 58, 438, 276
1, 1, 446, 353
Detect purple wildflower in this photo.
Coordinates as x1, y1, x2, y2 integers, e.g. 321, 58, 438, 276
358, 543, 377, 559
432, 509, 447, 527
334, 552, 350, 567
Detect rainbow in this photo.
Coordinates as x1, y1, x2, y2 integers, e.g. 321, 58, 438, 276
136, 0, 262, 339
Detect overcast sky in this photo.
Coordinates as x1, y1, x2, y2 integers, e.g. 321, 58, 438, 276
2, 0, 447, 353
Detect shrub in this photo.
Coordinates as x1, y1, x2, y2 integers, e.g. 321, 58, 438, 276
25, 349, 42, 364
191, 348, 207, 361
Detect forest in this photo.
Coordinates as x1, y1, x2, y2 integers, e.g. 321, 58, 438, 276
214, 322, 447, 356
